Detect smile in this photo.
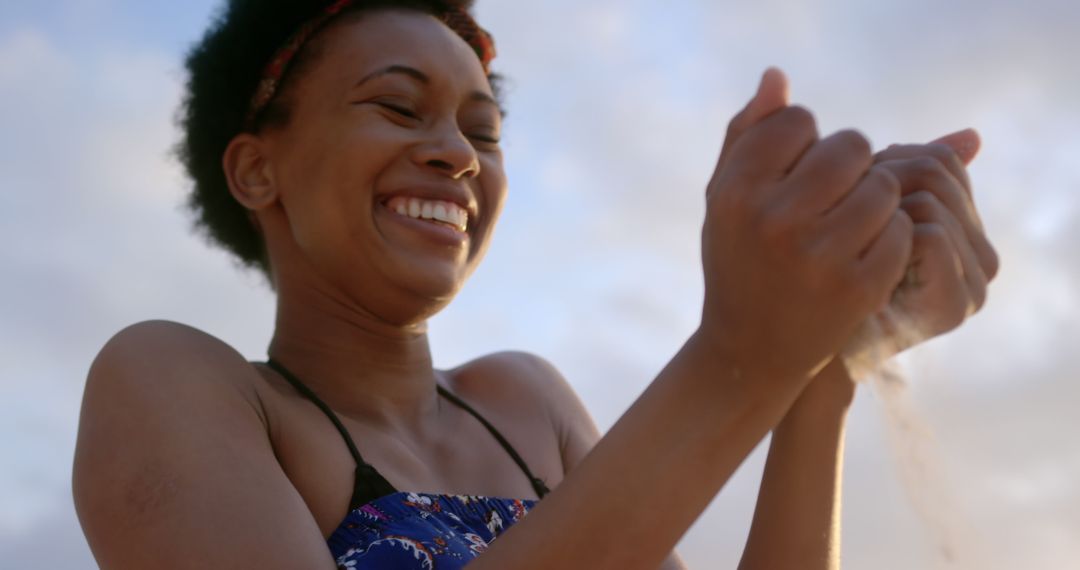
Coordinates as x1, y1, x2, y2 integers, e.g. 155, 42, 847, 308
384, 196, 469, 233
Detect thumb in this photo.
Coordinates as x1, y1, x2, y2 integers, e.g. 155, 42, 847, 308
717, 67, 791, 170
930, 128, 981, 165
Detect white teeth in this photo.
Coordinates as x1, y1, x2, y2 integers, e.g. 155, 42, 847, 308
385, 196, 470, 232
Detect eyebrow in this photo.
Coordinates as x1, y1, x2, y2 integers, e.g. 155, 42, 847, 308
354, 64, 499, 107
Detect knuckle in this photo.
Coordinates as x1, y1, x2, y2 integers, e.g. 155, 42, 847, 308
891, 210, 915, 248
779, 105, 819, 139
910, 190, 941, 210
834, 129, 872, 160
873, 143, 904, 163
920, 222, 951, 244
902, 191, 936, 219
911, 156, 948, 181
868, 165, 902, 195
908, 189, 937, 203
895, 211, 915, 244
895, 208, 914, 229
925, 142, 964, 170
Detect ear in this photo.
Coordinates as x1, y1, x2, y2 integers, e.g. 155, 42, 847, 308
222, 133, 278, 211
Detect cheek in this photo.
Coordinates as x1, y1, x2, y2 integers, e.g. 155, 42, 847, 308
464, 161, 506, 262
283, 126, 394, 207
275, 155, 378, 255
480, 157, 508, 216
280, 159, 348, 233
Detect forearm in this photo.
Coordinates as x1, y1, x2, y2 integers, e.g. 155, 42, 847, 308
738, 357, 855, 570
469, 329, 816, 570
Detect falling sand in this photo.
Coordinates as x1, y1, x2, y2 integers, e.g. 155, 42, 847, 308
842, 305, 987, 569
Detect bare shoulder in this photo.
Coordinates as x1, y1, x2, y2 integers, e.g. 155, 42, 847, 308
74, 320, 332, 569
448, 351, 601, 475
89, 319, 258, 380
83, 319, 268, 428
449, 350, 563, 390
447, 351, 566, 419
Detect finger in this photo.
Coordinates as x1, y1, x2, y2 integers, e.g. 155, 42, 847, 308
783, 129, 874, 213
874, 142, 973, 201
877, 157, 999, 281
855, 210, 914, 312
722, 104, 820, 183
717, 67, 791, 172
908, 222, 972, 332
931, 128, 981, 166
812, 165, 902, 260
901, 191, 988, 313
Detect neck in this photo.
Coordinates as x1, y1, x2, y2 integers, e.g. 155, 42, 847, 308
267, 281, 443, 431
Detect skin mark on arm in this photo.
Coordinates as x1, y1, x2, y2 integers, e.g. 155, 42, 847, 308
122, 460, 180, 526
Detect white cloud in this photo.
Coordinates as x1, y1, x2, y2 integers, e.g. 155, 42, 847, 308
0, 23, 274, 555
0, 28, 70, 85
484, 0, 1080, 567
3, 0, 1080, 568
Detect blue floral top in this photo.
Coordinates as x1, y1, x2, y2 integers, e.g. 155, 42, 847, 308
329, 492, 539, 569
261, 360, 551, 570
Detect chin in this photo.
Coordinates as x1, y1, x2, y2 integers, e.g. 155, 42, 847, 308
374, 291, 457, 327
382, 267, 468, 325
357, 242, 485, 325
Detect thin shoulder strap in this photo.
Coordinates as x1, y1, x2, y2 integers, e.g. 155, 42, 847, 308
264, 359, 549, 502
264, 359, 397, 510
436, 385, 551, 499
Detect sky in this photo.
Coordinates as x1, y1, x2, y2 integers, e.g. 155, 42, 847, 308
1, 0, 1078, 568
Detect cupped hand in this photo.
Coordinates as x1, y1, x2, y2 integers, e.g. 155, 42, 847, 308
842, 129, 1001, 369
699, 68, 913, 382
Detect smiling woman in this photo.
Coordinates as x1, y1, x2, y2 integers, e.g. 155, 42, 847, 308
181, 1, 504, 295
70, 0, 998, 569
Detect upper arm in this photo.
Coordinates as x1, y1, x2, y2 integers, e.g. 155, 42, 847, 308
72, 321, 337, 570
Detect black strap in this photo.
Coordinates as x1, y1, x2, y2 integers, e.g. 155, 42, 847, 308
263, 359, 549, 507
265, 359, 397, 510
436, 385, 551, 499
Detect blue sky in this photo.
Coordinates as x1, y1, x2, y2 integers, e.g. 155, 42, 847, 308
2, 0, 1078, 568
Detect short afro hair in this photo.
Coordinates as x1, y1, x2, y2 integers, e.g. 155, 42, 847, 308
176, 0, 500, 281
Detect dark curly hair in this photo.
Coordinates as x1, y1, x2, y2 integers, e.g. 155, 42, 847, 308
176, 0, 502, 282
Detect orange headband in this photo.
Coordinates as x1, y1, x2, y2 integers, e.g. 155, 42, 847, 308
245, 0, 496, 129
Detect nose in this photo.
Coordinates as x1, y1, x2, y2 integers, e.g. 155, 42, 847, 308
414, 120, 480, 180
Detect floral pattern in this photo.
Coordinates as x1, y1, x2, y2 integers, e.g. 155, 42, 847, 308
329, 491, 538, 569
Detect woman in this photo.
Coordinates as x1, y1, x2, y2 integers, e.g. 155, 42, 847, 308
72, 1, 999, 568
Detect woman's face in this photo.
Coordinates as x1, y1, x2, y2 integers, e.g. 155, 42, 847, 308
258, 9, 506, 323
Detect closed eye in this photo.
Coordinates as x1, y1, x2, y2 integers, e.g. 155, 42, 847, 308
369, 101, 499, 146
470, 134, 501, 145
376, 102, 420, 120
